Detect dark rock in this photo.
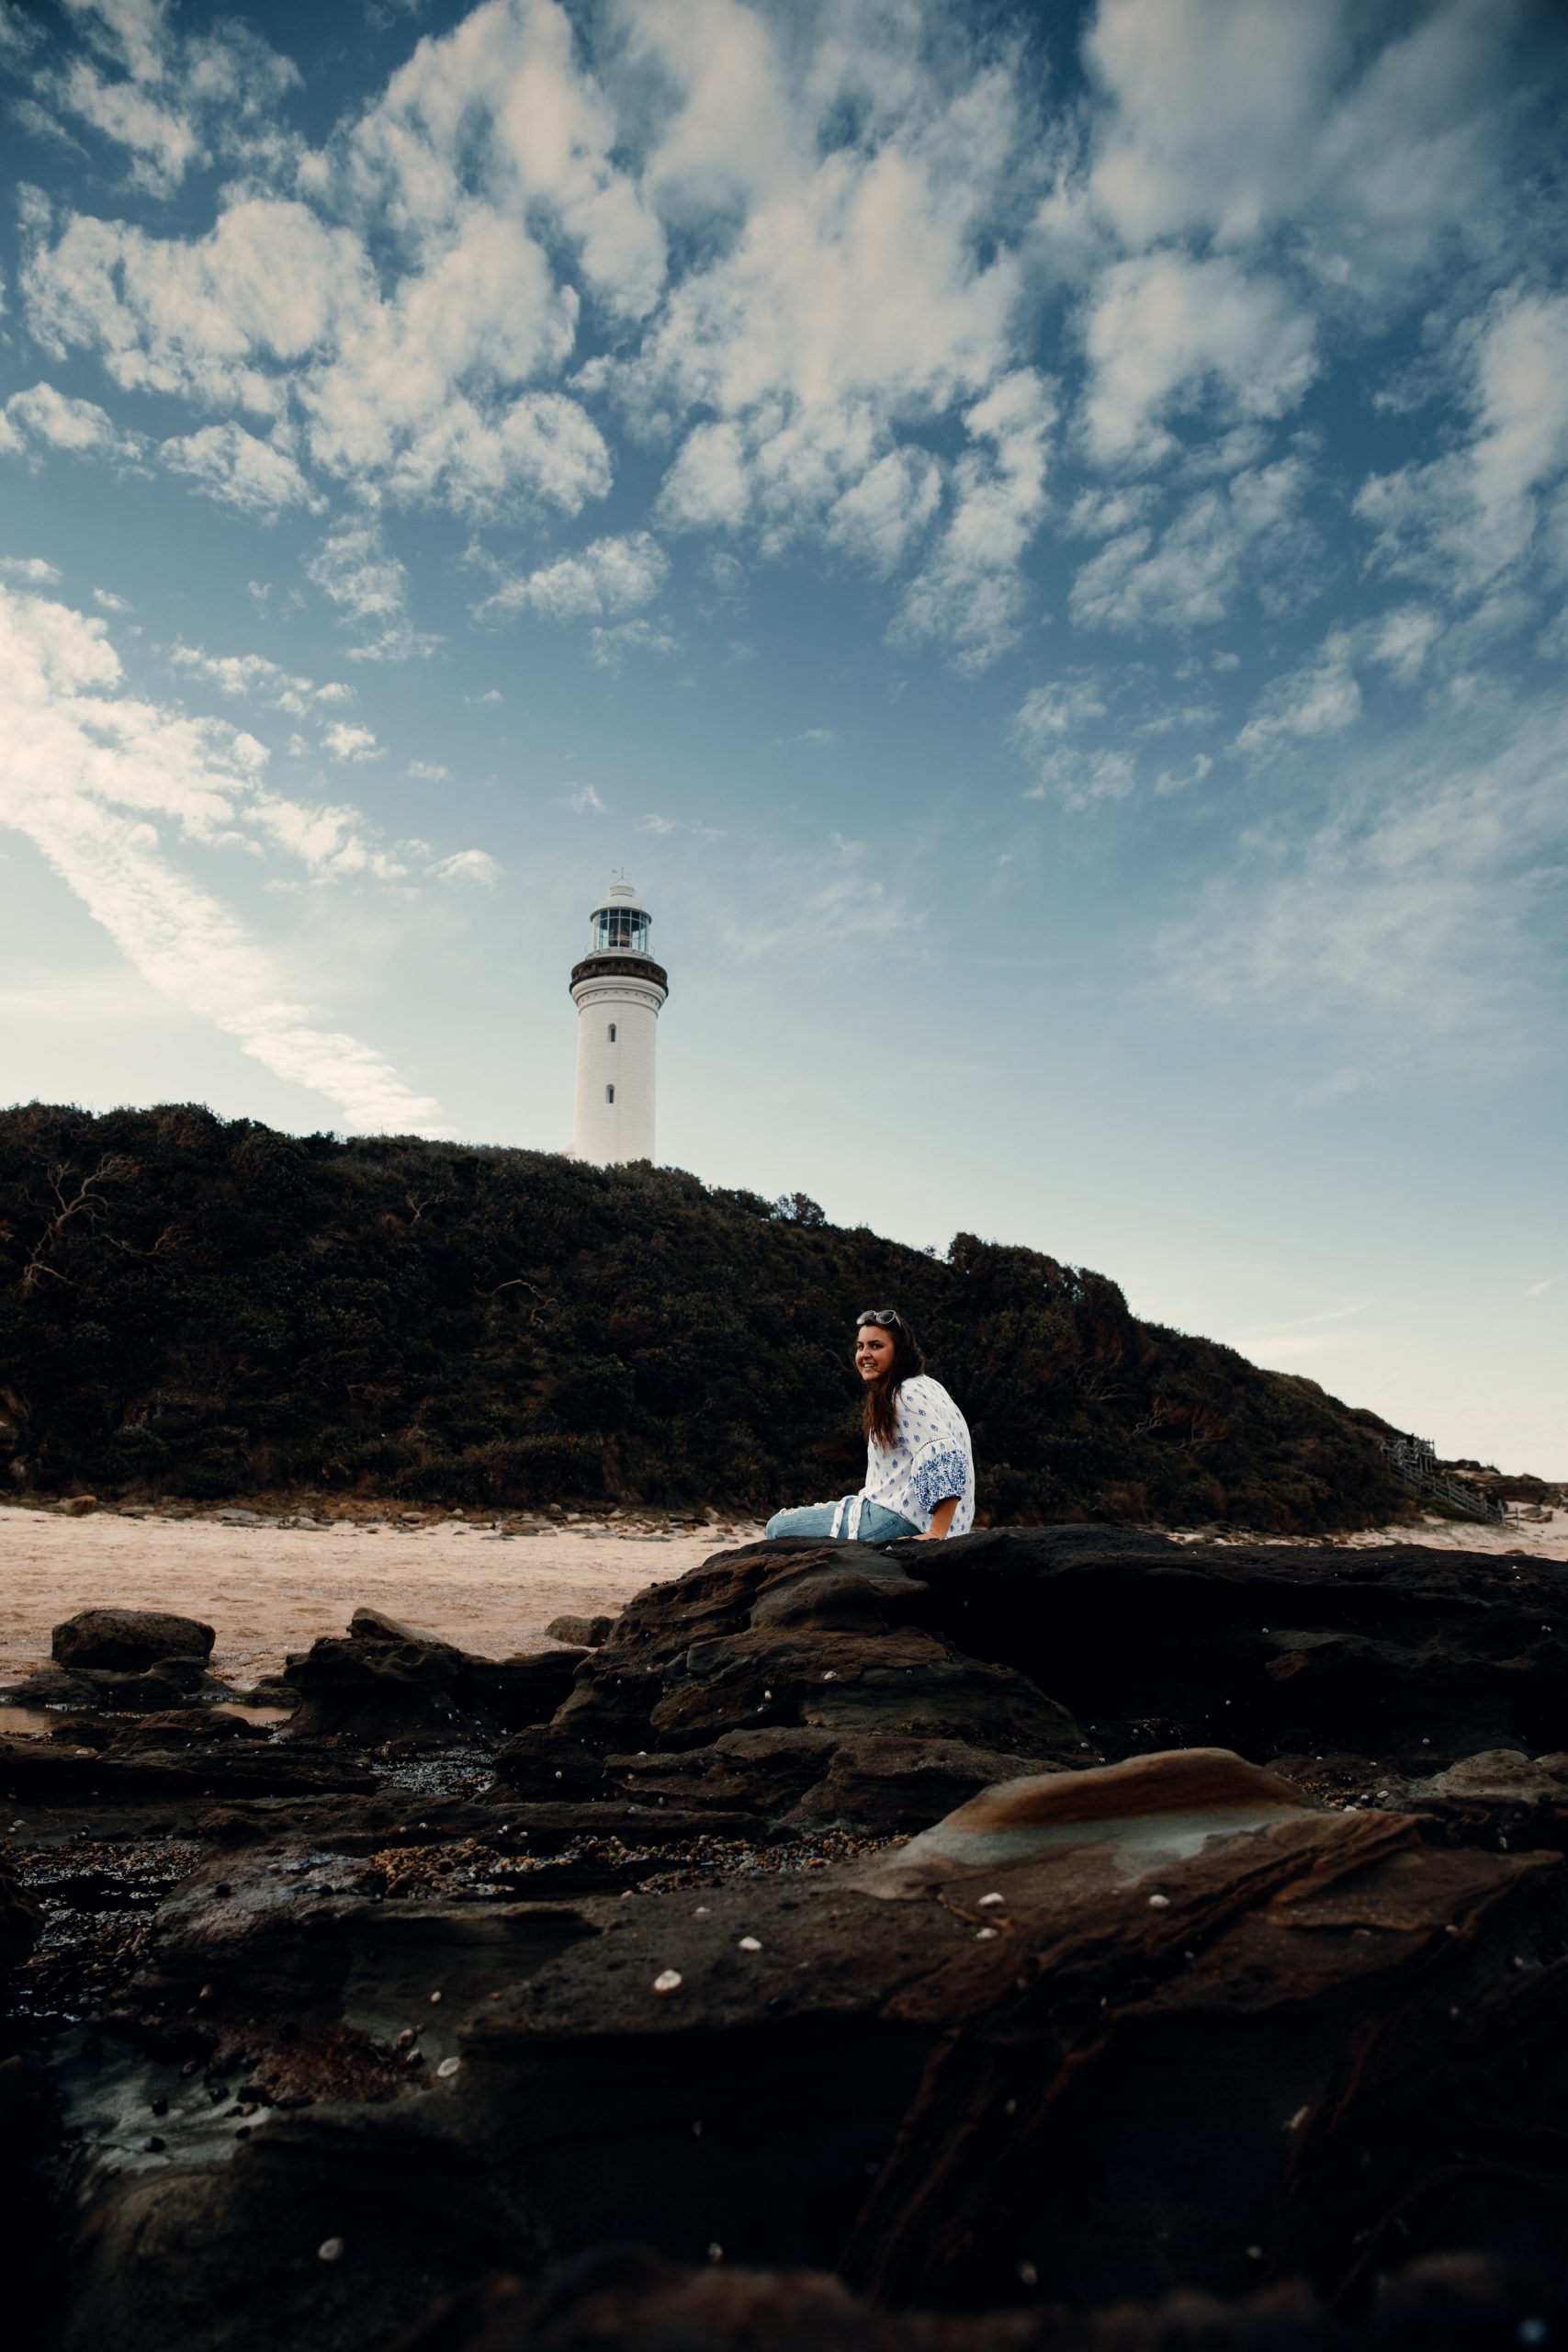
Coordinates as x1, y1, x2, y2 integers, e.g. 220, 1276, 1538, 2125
492, 1544, 1088, 1827
908, 1524, 1568, 1764
600, 1729, 1085, 1838
390, 2246, 1568, 2352
284, 1611, 587, 1743
52, 1609, 215, 1674
455, 1747, 1568, 2312
0, 1734, 376, 1800
104, 1710, 267, 1751
545, 1615, 614, 1648
0, 1842, 41, 1976
285, 1613, 468, 1741
456, 1651, 588, 1732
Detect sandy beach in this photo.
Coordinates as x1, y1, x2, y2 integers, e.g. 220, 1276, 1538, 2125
0, 1501, 1561, 1687
0, 1504, 761, 1683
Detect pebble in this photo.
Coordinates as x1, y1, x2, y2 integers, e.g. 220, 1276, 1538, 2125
436, 2056, 461, 2078
976, 1927, 999, 1940
1016, 2260, 1039, 2288
318, 2238, 345, 2264
1147, 1894, 1171, 1908
737, 1936, 762, 1952
652, 1968, 683, 1994
429, 1990, 442, 2003
978, 1892, 1004, 1906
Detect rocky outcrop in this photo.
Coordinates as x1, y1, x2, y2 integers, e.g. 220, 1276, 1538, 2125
16, 1525, 1568, 2352
906, 1525, 1568, 1764
391, 2246, 1567, 2352
492, 1546, 1089, 1833
1, 1838, 40, 1977
284, 1610, 585, 1744
52, 1608, 216, 1673
41, 1744, 1568, 2352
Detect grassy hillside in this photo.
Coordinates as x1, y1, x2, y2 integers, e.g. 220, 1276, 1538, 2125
0, 1102, 1404, 1531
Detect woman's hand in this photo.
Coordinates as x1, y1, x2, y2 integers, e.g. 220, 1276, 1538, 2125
918, 1497, 959, 1542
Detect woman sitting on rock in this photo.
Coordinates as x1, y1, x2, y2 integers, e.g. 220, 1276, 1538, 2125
764, 1306, 975, 1544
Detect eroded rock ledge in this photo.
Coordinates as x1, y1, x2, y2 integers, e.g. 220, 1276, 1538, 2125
6, 1523, 1568, 2352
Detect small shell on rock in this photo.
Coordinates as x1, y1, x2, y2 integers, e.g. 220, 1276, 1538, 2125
738, 1936, 762, 1952
653, 1968, 683, 1994
1016, 2261, 1039, 2288
318, 2238, 345, 2264
976, 1927, 999, 1941
706, 2244, 724, 2263
694, 1905, 712, 1917
429, 1990, 443, 2003
1147, 1894, 1171, 1908
436, 2056, 461, 2078
978, 1892, 1004, 1906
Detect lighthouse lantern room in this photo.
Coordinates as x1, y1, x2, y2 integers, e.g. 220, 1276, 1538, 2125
570, 876, 668, 1164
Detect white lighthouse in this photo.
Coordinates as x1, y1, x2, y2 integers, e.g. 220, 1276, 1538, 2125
570, 876, 669, 1164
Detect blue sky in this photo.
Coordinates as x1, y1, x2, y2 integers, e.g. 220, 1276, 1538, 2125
1, 0, 1564, 1474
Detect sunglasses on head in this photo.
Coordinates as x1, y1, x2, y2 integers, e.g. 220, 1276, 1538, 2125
857, 1307, 903, 1329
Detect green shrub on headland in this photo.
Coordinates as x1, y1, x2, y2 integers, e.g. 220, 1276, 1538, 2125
0, 1102, 1404, 1531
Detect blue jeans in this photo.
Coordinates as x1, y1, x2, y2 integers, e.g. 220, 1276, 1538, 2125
763, 1498, 919, 1543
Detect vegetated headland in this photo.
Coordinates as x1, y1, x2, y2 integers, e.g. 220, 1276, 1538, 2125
0, 1100, 1416, 1532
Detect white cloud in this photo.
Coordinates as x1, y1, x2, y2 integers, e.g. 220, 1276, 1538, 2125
655, 420, 751, 535
1066, 483, 1156, 537
1084, 0, 1534, 290
1368, 605, 1443, 684
825, 447, 943, 575
39, 6, 300, 194
1155, 751, 1213, 794
22, 194, 367, 417
1079, 252, 1315, 469
0, 578, 438, 1128
894, 371, 1055, 673
168, 644, 347, 717
344, 0, 665, 320
717, 828, 925, 961
1355, 288, 1568, 594
1134, 703, 1218, 737
0, 379, 141, 463
1069, 457, 1309, 631
588, 618, 682, 668
160, 421, 322, 517
1012, 675, 1109, 742
569, 783, 605, 814
1011, 670, 1137, 807
1164, 680, 1568, 1069
406, 759, 450, 783
305, 519, 437, 662
321, 720, 381, 763
474, 530, 667, 624
92, 584, 133, 611
0, 556, 62, 584
428, 848, 500, 886
1235, 630, 1360, 752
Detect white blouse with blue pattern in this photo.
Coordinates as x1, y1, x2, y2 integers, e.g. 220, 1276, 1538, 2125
854, 1374, 975, 1537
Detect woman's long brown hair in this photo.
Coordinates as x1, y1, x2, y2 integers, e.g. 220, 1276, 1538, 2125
859, 1310, 926, 1451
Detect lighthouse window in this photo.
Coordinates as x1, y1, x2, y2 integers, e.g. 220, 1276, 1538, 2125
605, 1083, 615, 1103
593, 905, 650, 955
607, 1023, 616, 1042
